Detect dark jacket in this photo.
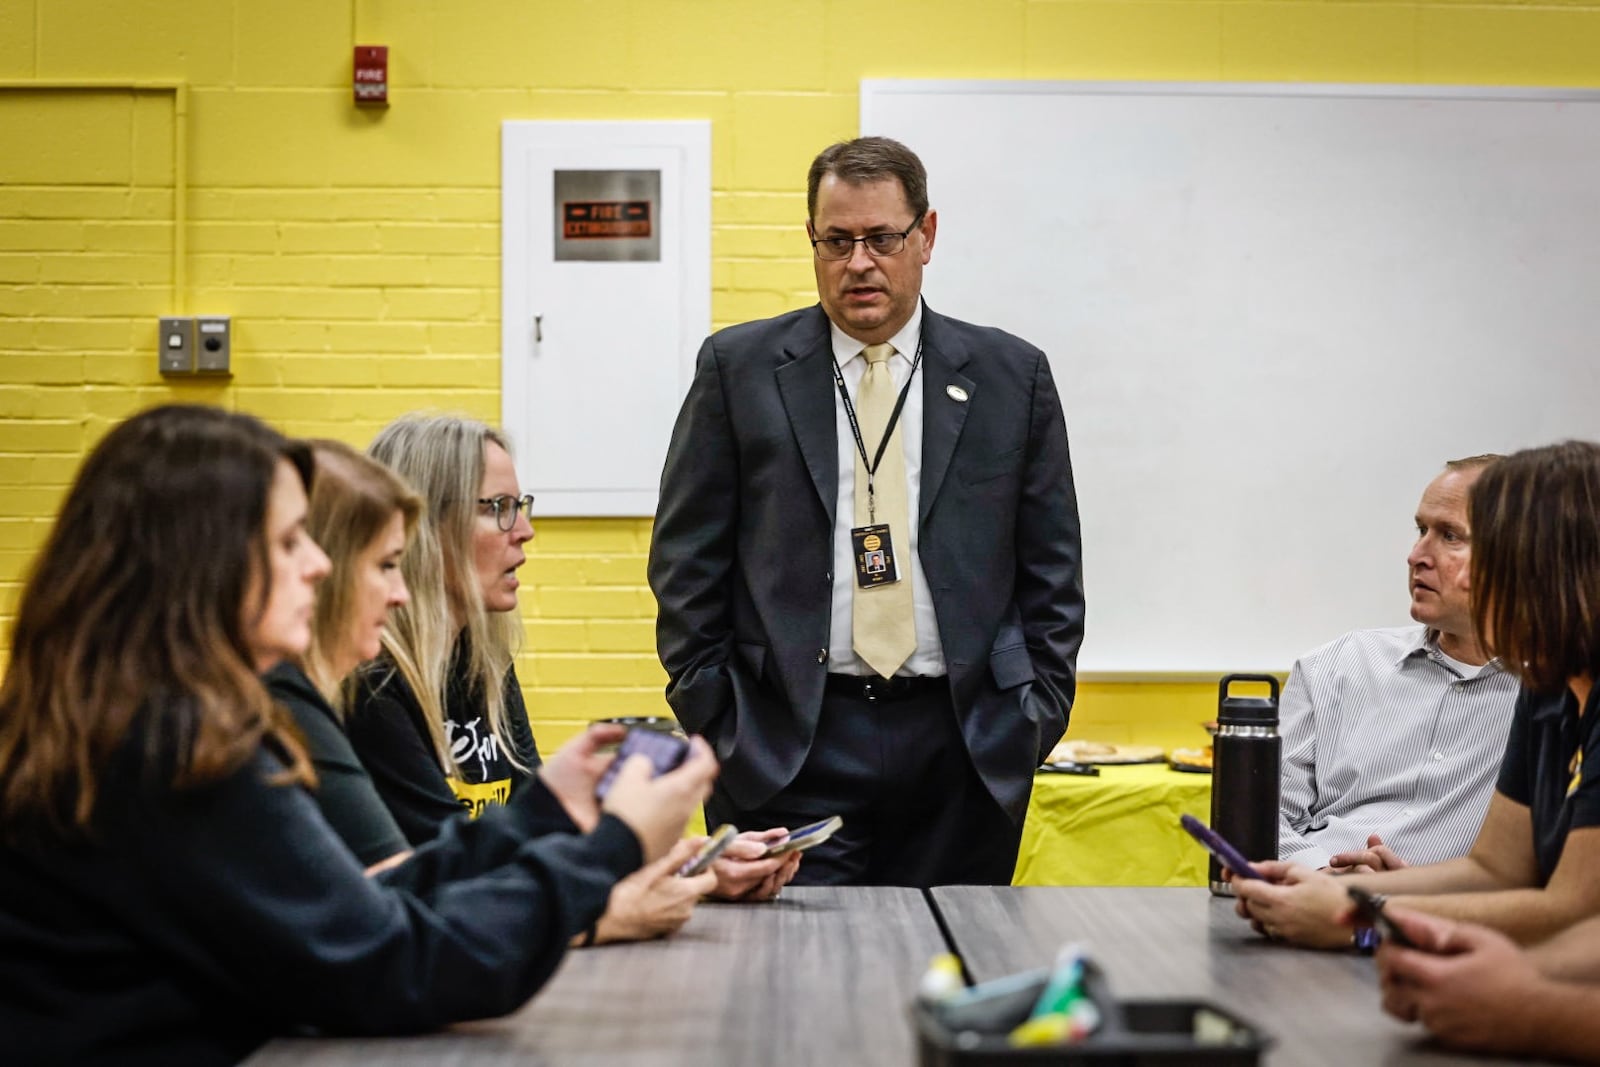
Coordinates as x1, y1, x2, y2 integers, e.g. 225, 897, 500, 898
265, 662, 409, 866
0, 713, 637, 1067
649, 303, 1085, 821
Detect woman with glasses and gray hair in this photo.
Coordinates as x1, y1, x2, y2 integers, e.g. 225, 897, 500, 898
347, 414, 799, 944
267, 437, 665, 888
350, 415, 543, 839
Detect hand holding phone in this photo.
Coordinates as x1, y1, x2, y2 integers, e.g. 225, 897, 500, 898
595, 727, 690, 799
678, 824, 739, 877
1179, 814, 1265, 880
1346, 887, 1418, 949
761, 815, 844, 857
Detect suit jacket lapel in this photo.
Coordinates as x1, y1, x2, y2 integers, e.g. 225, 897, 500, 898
919, 307, 974, 525
775, 307, 838, 527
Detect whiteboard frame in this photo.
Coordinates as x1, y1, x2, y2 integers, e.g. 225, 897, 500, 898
864, 78, 1600, 109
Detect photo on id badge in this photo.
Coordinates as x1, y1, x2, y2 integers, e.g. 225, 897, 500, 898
853, 524, 899, 586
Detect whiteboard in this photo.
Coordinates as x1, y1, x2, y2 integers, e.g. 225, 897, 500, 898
863, 80, 1600, 676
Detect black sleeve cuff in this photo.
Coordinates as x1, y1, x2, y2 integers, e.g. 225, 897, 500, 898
505, 775, 581, 838
585, 813, 645, 882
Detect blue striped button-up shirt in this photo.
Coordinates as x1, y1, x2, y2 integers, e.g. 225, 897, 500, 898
1278, 625, 1521, 868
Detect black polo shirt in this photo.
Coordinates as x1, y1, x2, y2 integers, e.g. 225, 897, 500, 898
1495, 682, 1600, 883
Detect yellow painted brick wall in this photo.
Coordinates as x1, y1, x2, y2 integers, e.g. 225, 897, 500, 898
3, 0, 1598, 752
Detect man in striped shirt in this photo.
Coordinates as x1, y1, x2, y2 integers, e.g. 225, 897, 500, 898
1278, 455, 1519, 871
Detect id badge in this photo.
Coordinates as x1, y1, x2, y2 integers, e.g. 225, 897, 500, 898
851, 524, 900, 588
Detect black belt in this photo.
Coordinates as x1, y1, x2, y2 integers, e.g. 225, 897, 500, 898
825, 673, 946, 703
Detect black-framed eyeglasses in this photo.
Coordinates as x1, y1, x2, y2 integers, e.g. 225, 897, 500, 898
478, 494, 536, 531
810, 214, 924, 261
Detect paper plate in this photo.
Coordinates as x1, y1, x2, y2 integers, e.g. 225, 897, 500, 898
1047, 740, 1167, 765
1169, 746, 1214, 774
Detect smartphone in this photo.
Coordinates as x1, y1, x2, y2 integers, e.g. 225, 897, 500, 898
678, 824, 739, 877
1038, 760, 1100, 777
1179, 814, 1265, 880
1346, 887, 1417, 949
762, 815, 844, 857
594, 727, 690, 798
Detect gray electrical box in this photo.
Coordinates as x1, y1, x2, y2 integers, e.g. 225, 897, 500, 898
195, 316, 231, 375
158, 317, 194, 375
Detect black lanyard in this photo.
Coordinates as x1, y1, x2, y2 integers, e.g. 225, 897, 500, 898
829, 334, 924, 523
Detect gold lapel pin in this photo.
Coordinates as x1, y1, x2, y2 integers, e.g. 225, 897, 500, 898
946, 385, 969, 403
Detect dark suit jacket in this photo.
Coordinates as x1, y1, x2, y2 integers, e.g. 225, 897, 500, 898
648, 303, 1085, 823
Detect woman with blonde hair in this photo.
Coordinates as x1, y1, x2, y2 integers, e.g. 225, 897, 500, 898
263, 439, 417, 867
270, 439, 660, 887
351, 414, 799, 932
0, 404, 716, 1065
353, 415, 541, 834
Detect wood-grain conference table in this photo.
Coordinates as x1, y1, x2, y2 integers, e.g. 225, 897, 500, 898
248, 886, 943, 1067
934, 886, 1551, 1067
251, 885, 1552, 1066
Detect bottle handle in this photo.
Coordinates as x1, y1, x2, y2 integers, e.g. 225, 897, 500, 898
1218, 673, 1280, 704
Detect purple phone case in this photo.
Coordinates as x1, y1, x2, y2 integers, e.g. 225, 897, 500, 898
1179, 814, 1264, 879
596, 728, 689, 798
1347, 888, 1418, 949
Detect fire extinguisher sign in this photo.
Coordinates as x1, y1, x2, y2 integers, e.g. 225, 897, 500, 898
562, 200, 652, 240
552, 170, 662, 262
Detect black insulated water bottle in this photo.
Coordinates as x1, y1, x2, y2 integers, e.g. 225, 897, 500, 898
1209, 673, 1280, 896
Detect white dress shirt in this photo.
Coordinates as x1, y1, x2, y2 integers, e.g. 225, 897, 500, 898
1278, 625, 1520, 868
825, 302, 946, 677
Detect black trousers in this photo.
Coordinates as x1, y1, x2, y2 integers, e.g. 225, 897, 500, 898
705, 679, 1022, 887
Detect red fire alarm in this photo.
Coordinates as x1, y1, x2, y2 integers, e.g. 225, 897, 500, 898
354, 46, 389, 106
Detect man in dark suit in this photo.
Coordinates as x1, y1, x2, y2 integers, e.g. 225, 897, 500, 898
648, 137, 1084, 886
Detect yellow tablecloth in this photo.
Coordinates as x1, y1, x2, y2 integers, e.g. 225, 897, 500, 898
1013, 764, 1213, 886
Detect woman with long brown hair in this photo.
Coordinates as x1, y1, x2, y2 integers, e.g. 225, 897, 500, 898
0, 405, 716, 1065
1371, 440, 1600, 1059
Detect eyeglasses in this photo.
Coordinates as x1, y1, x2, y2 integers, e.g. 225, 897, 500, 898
478, 494, 536, 531
810, 214, 924, 261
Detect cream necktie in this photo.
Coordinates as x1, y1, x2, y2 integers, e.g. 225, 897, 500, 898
852, 342, 916, 678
